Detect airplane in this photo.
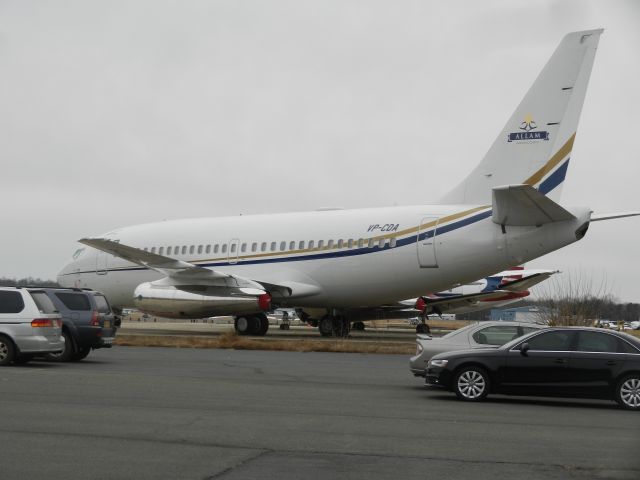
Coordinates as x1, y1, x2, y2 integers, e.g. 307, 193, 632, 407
345, 268, 557, 334
58, 29, 640, 339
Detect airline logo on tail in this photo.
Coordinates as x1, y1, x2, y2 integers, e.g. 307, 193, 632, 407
508, 114, 549, 142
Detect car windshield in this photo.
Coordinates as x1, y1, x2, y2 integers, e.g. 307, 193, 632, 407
440, 322, 479, 340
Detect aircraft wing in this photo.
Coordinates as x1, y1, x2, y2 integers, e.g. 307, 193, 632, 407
590, 211, 640, 221
497, 270, 558, 292
79, 238, 319, 298
416, 290, 521, 314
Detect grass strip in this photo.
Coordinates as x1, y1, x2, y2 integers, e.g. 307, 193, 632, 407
115, 332, 416, 355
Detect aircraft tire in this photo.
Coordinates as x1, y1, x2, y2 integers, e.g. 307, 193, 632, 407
352, 321, 365, 331
234, 316, 252, 336
255, 314, 269, 336
332, 316, 350, 338
318, 316, 333, 337
416, 324, 431, 334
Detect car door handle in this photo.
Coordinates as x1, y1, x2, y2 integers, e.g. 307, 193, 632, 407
606, 361, 617, 366
554, 358, 567, 364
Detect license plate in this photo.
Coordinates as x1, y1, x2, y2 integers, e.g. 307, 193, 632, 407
103, 320, 111, 328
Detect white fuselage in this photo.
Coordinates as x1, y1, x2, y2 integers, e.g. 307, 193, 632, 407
58, 203, 591, 312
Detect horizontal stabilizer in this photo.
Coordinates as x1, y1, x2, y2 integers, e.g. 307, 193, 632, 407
499, 270, 558, 292
590, 211, 640, 222
492, 184, 575, 226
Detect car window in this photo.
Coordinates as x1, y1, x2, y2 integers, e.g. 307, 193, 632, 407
0, 291, 25, 313
29, 291, 58, 314
619, 340, 640, 354
575, 331, 619, 353
525, 330, 574, 351
473, 326, 520, 345
54, 292, 91, 311
92, 295, 111, 314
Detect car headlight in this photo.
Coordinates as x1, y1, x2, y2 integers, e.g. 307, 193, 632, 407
428, 359, 448, 368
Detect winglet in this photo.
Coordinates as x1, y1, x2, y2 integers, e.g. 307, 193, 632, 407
492, 184, 575, 226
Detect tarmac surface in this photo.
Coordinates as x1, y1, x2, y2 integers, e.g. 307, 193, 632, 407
2, 346, 639, 480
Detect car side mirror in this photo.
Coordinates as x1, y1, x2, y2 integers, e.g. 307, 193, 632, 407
520, 343, 530, 356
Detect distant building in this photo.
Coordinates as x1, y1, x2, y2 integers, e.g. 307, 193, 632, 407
490, 306, 549, 324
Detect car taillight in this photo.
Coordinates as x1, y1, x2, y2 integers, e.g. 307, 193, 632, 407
90, 310, 100, 326
31, 319, 54, 328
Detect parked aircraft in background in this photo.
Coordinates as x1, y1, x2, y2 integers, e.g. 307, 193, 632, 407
345, 268, 556, 334
58, 29, 639, 338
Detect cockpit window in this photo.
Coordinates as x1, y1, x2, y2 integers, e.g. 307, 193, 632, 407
72, 248, 85, 260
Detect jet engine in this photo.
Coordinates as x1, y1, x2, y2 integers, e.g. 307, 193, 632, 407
133, 282, 271, 319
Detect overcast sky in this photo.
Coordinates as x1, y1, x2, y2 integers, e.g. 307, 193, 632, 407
1, 0, 639, 302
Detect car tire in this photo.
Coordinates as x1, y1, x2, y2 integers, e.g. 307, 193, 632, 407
46, 331, 75, 362
14, 354, 35, 365
72, 348, 91, 362
615, 374, 640, 410
453, 366, 490, 402
0, 335, 16, 366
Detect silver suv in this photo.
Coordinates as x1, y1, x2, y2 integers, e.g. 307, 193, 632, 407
0, 287, 64, 365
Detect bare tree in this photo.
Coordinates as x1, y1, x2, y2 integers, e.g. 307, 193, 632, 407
530, 270, 614, 326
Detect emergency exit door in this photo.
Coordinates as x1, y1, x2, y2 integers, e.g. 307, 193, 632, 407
417, 216, 439, 268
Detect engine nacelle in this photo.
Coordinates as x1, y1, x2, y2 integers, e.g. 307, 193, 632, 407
133, 282, 271, 319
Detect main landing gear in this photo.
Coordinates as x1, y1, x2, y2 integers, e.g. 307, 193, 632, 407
234, 313, 269, 336
318, 315, 350, 338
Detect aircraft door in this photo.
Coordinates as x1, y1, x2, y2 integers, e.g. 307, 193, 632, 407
417, 216, 439, 268
96, 251, 108, 275
228, 239, 240, 264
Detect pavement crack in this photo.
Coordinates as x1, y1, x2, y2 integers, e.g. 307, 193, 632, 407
204, 449, 271, 479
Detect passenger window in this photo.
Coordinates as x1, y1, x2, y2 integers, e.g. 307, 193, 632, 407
205, 245, 211, 254
251, 243, 257, 252
175, 246, 180, 255
308, 240, 315, 249
378, 239, 385, 248
181, 246, 187, 255
318, 240, 324, 249
241, 243, 247, 253
289, 241, 295, 250
0, 291, 25, 313
261, 242, 267, 252
524, 331, 574, 351
189, 246, 195, 254
271, 242, 276, 251
473, 326, 519, 346
298, 241, 305, 249
347, 239, 353, 248
230, 244, 237, 253
327, 240, 334, 249
55, 292, 91, 311
158, 247, 164, 255
214, 244, 219, 254
389, 238, 397, 248
337, 239, 344, 248
167, 246, 172, 255
222, 244, 227, 254
368, 239, 375, 248
197, 245, 203, 254
151, 247, 156, 253
280, 241, 286, 251
358, 239, 364, 248
575, 331, 619, 353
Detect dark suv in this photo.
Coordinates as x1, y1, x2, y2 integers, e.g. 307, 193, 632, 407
40, 288, 119, 361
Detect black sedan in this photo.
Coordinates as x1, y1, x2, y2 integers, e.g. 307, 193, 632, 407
425, 327, 640, 410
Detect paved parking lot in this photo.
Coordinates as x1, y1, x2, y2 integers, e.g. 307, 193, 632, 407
1, 347, 639, 479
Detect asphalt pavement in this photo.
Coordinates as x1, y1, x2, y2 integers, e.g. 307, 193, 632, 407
1, 347, 639, 480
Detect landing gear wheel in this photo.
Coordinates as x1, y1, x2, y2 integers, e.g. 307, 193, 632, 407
235, 316, 252, 336
332, 316, 350, 338
416, 323, 430, 334
46, 331, 75, 362
454, 366, 490, 402
352, 321, 365, 331
255, 314, 269, 336
318, 316, 334, 337
0, 336, 16, 366
616, 374, 640, 410
279, 323, 290, 330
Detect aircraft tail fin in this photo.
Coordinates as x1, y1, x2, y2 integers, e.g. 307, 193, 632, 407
492, 184, 575, 226
441, 29, 603, 205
